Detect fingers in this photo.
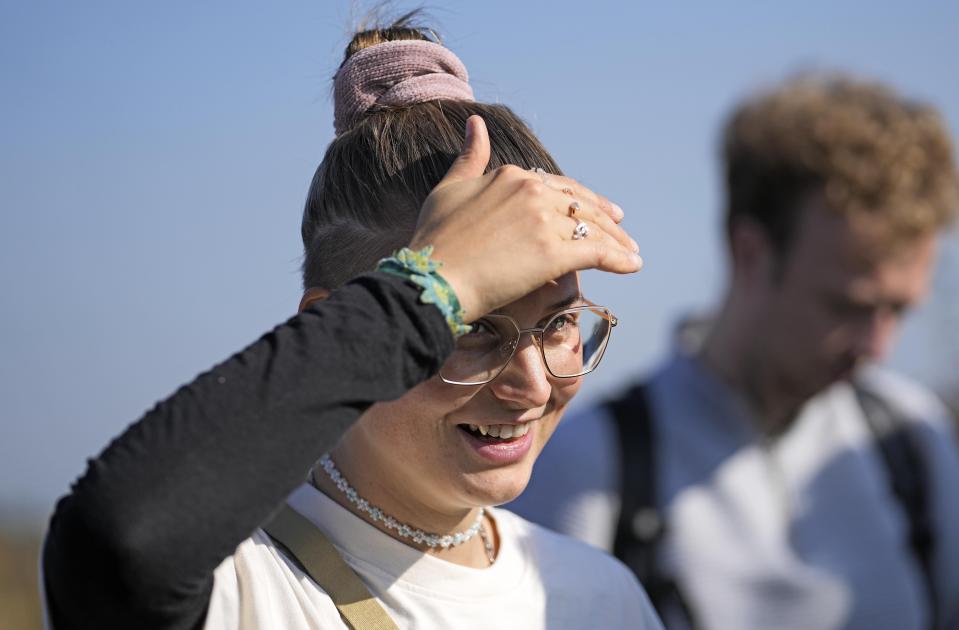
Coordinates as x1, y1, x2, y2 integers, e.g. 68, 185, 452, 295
541, 173, 625, 223
595, 238, 645, 274
542, 187, 643, 273
436, 115, 491, 188
545, 217, 642, 275
510, 168, 639, 254
546, 186, 639, 253
576, 200, 638, 252
484, 167, 641, 261
575, 226, 645, 274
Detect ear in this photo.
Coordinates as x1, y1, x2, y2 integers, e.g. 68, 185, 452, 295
299, 287, 332, 313
728, 219, 775, 287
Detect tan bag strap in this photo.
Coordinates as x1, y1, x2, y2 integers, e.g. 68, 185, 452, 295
263, 504, 400, 630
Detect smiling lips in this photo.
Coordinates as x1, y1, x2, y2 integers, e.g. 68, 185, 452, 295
461, 422, 532, 440
458, 420, 537, 464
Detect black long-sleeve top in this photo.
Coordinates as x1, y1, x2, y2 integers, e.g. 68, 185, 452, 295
42, 273, 454, 629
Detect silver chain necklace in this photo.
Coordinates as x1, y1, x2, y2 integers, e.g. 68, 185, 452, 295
316, 454, 495, 564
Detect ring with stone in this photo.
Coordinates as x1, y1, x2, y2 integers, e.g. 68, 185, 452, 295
572, 220, 590, 240
568, 201, 581, 217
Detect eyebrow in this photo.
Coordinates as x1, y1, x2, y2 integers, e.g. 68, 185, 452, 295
547, 293, 587, 311
491, 293, 585, 316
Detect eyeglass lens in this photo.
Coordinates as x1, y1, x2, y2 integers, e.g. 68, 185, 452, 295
439, 307, 613, 385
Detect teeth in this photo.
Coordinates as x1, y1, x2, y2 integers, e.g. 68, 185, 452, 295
465, 422, 532, 439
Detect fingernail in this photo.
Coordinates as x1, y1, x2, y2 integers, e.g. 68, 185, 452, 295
611, 203, 625, 221
630, 238, 640, 253
633, 253, 644, 269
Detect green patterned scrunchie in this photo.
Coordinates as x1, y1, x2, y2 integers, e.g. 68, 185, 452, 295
376, 246, 471, 338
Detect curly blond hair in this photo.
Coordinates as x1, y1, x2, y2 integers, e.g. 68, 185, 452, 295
723, 73, 959, 255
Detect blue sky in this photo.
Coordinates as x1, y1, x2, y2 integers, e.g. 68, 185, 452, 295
2, 0, 958, 521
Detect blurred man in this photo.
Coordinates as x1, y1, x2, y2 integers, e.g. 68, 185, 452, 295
512, 74, 959, 629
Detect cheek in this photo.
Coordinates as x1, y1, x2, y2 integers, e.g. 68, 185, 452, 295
552, 376, 582, 405
538, 377, 582, 440
768, 290, 827, 347
799, 304, 854, 356
358, 379, 477, 444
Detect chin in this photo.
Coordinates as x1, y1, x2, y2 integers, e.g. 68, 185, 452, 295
461, 464, 534, 507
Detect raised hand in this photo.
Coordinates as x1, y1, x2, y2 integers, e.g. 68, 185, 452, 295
412, 115, 643, 320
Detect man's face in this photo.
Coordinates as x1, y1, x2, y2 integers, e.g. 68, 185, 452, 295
750, 198, 938, 403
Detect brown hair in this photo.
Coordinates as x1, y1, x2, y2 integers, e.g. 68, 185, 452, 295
723, 73, 959, 258
301, 15, 561, 289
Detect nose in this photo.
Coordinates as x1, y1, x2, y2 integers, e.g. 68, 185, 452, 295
486, 336, 552, 409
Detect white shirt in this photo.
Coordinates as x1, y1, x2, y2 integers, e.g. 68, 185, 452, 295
511, 349, 959, 630
205, 484, 663, 629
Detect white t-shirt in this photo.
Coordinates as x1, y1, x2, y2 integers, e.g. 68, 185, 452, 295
205, 484, 663, 629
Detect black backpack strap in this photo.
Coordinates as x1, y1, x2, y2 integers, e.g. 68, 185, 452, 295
609, 384, 698, 628
854, 383, 938, 629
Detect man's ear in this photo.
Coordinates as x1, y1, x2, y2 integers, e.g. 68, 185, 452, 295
299, 287, 332, 313
729, 219, 775, 287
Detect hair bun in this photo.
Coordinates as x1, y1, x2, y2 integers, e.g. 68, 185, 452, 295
333, 39, 474, 136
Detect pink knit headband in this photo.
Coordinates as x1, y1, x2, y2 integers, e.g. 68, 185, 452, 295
333, 39, 475, 136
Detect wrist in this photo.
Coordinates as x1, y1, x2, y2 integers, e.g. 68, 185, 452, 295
376, 246, 471, 337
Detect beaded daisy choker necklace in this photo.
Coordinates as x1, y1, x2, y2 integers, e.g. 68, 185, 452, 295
315, 454, 495, 563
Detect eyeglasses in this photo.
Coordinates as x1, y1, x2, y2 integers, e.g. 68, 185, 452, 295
439, 305, 618, 386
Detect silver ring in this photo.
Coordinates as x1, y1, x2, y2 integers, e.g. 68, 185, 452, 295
531, 167, 550, 185
572, 221, 590, 240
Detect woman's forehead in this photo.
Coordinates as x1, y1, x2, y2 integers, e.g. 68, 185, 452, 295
494, 272, 582, 316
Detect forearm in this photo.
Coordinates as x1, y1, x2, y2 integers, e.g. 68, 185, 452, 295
43, 272, 453, 629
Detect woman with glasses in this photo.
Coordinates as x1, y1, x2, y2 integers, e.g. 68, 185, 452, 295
43, 16, 659, 630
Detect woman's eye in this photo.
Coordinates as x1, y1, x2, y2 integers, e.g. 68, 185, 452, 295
548, 314, 577, 333
465, 320, 498, 337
